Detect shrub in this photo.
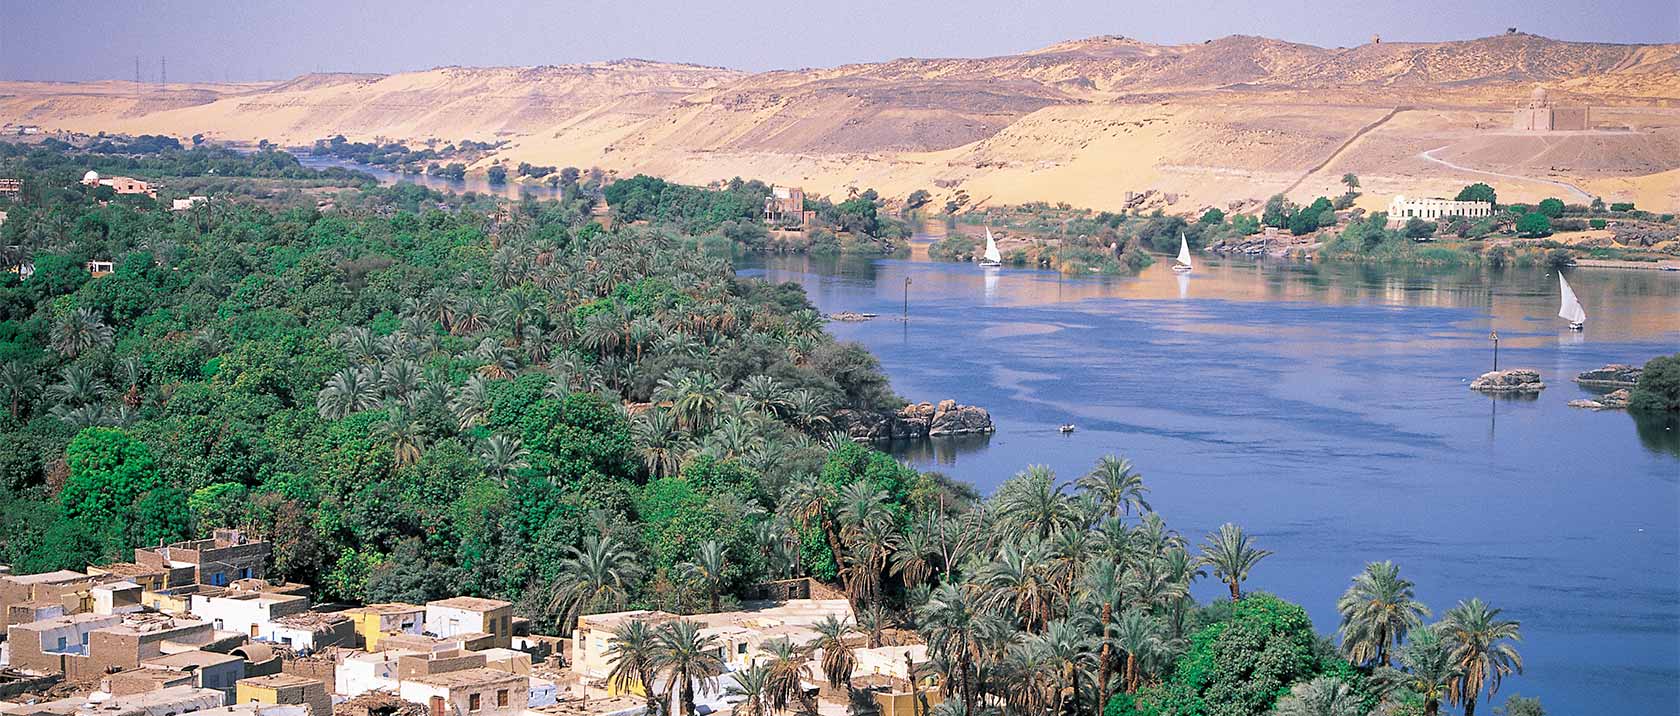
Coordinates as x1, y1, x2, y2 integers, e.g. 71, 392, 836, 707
1590, 218, 1607, 229
1536, 198, 1565, 218
1611, 202, 1635, 212
1544, 248, 1573, 269
1199, 208, 1225, 225
1402, 218, 1436, 239
1551, 218, 1586, 232
1485, 244, 1515, 268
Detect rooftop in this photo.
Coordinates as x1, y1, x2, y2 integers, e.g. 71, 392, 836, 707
143, 649, 244, 669
426, 597, 511, 612
270, 612, 349, 629
238, 673, 323, 690
576, 610, 678, 631
4, 570, 87, 585
87, 563, 167, 578
342, 603, 424, 615
408, 667, 524, 689
10, 612, 122, 632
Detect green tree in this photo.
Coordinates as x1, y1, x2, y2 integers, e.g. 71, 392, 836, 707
1628, 353, 1680, 413
1515, 213, 1551, 237
61, 427, 162, 524
550, 535, 644, 632
1494, 694, 1544, 716
1389, 625, 1459, 716
487, 165, 508, 185
606, 619, 664, 716
1455, 183, 1498, 206
1199, 208, 1226, 225
1535, 198, 1565, 218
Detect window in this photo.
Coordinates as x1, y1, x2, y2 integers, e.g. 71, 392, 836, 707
737, 643, 747, 655
238, 568, 252, 579
496, 690, 508, 708
469, 694, 482, 712
56, 636, 67, 651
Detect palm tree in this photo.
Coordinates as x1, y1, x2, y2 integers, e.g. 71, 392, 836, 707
1076, 455, 1151, 519
892, 523, 940, 590
50, 307, 113, 358
651, 620, 726, 716
1111, 610, 1162, 694
918, 583, 987, 707
1196, 523, 1271, 601
1441, 599, 1523, 716
1337, 561, 1430, 667
724, 664, 773, 716
317, 367, 378, 419
760, 637, 814, 715
0, 360, 41, 419
378, 405, 426, 467
48, 365, 106, 408
995, 465, 1078, 540
549, 535, 644, 632
1391, 624, 1460, 716
1076, 560, 1123, 705
811, 615, 857, 690
1274, 676, 1363, 716
856, 603, 891, 649
679, 540, 728, 613
605, 619, 663, 716
632, 409, 691, 478
478, 434, 529, 482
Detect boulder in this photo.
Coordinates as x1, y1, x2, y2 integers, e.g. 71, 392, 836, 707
1470, 369, 1545, 393
928, 400, 994, 436
836, 400, 995, 441
1574, 364, 1642, 388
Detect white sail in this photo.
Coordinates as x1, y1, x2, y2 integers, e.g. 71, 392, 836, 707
1558, 274, 1586, 324
1175, 233, 1193, 268
983, 227, 1002, 263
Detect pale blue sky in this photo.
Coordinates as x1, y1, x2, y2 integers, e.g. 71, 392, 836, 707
2, 0, 1677, 82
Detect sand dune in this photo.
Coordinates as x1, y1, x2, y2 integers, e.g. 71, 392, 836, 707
6, 32, 1677, 211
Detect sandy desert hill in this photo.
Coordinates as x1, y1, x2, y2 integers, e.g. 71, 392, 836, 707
5, 32, 1678, 211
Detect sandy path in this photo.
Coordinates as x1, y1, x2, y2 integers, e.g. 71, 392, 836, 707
1419, 146, 1593, 201
1282, 106, 1409, 196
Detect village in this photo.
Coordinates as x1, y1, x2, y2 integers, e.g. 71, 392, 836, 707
0, 531, 933, 716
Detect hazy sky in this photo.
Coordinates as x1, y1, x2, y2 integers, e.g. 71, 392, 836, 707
3, 0, 1677, 82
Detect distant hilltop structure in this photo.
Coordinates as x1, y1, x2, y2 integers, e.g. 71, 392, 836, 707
1386, 195, 1494, 226
1512, 85, 1589, 132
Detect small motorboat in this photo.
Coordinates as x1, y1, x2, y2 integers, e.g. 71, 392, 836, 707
1059, 424, 1076, 433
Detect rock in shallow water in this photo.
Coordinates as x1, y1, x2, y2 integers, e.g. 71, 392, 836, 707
1568, 388, 1632, 411
835, 400, 995, 440
1574, 364, 1643, 388
1471, 369, 1545, 393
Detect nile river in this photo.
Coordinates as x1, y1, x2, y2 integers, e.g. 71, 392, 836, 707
739, 235, 1680, 716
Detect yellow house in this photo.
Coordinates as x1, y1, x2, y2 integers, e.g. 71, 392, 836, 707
342, 602, 425, 651
236, 673, 332, 716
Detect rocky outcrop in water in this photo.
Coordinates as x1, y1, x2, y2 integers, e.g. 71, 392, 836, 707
1569, 388, 1631, 410
1574, 364, 1642, 388
827, 311, 877, 322
1471, 369, 1545, 393
836, 400, 995, 441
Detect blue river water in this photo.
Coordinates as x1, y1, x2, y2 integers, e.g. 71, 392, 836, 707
738, 243, 1680, 716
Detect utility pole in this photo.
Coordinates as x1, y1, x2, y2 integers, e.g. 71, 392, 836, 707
134, 56, 142, 99
160, 56, 166, 90
1490, 329, 1499, 372
902, 276, 912, 322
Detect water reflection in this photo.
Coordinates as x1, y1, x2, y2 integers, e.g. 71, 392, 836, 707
882, 433, 995, 466
1633, 412, 1680, 458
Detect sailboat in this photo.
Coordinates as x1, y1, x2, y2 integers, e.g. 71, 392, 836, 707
1172, 233, 1193, 273
1558, 273, 1586, 330
979, 226, 1003, 268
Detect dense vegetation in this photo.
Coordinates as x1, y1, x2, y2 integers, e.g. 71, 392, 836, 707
604, 175, 910, 255
1629, 353, 1680, 413
0, 142, 1533, 716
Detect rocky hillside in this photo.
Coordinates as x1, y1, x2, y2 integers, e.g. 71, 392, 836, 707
6, 33, 1678, 211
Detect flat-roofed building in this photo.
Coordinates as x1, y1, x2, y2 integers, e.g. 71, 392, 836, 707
570, 610, 678, 681
235, 674, 330, 716
7, 613, 215, 681
143, 649, 247, 704
1385, 196, 1494, 225
341, 603, 424, 652
0, 570, 107, 630
188, 592, 310, 639
423, 599, 511, 650
135, 530, 272, 588
397, 668, 526, 716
